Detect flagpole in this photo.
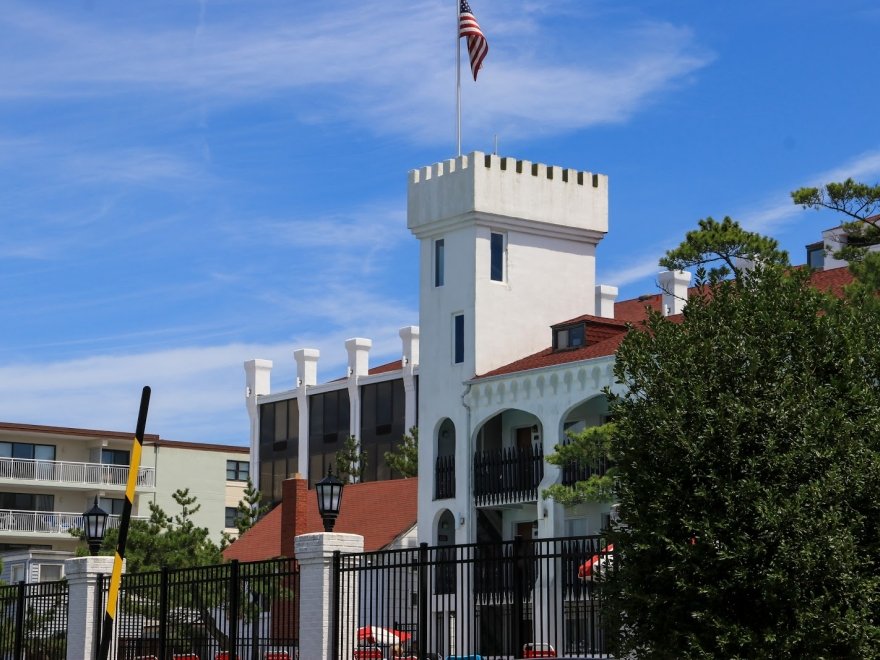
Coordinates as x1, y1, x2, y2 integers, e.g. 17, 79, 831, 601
456, 0, 461, 157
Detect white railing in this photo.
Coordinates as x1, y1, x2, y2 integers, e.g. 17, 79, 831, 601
0, 510, 146, 535
0, 457, 155, 488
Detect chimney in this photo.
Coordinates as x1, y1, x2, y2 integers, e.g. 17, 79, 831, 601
294, 348, 320, 387
399, 326, 420, 367
280, 474, 309, 558
658, 270, 692, 316
594, 285, 618, 319
345, 338, 372, 378
243, 359, 272, 415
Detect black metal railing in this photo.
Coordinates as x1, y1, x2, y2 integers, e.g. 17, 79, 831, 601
0, 579, 68, 659
562, 452, 611, 486
334, 535, 614, 659
473, 443, 544, 506
434, 455, 455, 500
96, 557, 298, 660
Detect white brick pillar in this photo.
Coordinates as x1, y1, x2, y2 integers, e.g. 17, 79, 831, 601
295, 532, 364, 660
65, 555, 119, 660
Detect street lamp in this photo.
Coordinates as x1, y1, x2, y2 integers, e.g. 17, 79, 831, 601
83, 497, 109, 556
316, 466, 344, 532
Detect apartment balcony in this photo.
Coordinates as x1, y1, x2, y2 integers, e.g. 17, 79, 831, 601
0, 457, 155, 491
561, 455, 611, 486
434, 455, 455, 500
0, 510, 145, 538
473, 444, 544, 507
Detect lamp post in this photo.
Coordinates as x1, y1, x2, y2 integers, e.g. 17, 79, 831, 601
83, 497, 109, 556
316, 466, 344, 532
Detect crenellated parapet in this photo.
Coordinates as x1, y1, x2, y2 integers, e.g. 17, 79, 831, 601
407, 151, 608, 241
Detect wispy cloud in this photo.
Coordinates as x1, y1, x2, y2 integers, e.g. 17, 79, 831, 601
0, 1, 712, 144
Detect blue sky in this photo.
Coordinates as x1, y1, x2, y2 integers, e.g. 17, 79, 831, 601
1, 0, 878, 444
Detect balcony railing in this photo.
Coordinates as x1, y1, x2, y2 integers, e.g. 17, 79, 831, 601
561, 454, 611, 486
435, 455, 455, 500
0, 457, 155, 488
0, 510, 144, 535
473, 443, 544, 506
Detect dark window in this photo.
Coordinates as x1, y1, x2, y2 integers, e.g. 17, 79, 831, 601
0, 493, 54, 511
308, 389, 350, 487
807, 244, 825, 270
435, 239, 445, 287
0, 443, 55, 461
99, 498, 125, 516
101, 449, 130, 466
226, 460, 250, 481
454, 314, 465, 364
490, 232, 504, 281
360, 379, 407, 482
258, 399, 299, 506
554, 322, 586, 350
225, 507, 238, 528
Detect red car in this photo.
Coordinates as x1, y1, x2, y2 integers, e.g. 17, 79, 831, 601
522, 642, 557, 657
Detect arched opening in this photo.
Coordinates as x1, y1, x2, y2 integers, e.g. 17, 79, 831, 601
436, 510, 456, 594
435, 419, 456, 500
473, 409, 543, 508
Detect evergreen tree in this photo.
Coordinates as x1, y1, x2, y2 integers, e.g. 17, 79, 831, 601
604, 248, 880, 657
543, 423, 616, 505
336, 435, 367, 483
384, 426, 419, 478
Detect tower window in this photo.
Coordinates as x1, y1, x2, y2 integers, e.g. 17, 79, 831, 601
453, 314, 465, 364
435, 239, 445, 287
490, 232, 505, 282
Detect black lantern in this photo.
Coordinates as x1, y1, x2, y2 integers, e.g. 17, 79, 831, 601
83, 497, 109, 556
316, 466, 344, 532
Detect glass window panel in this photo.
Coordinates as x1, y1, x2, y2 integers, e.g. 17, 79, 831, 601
0, 443, 11, 458
435, 239, 445, 287
287, 399, 299, 440
570, 324, 585, 347
12, 444, 34, 459
376, 381, 393, 427
274, 401, 287, 442
259, 403, 275, 449
34, 445, 55, 461
225, 507, 237, 528
556, 329, 568, 349
490, 232, 504, 281
454, 314, 465, 364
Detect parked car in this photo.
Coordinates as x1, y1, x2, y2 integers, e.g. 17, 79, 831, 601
522, 642, 557, 657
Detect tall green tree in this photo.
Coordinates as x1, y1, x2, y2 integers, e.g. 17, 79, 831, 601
221, 478, 269, 548
605, 258, 880, 658
76, 488, 223, 572
659, 216, 789, 282
336, 435, 367, 483
384, 426, 419, 478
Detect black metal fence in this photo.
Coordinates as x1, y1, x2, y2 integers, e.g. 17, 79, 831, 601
473, 444, 544, 506
334, 535, 613, 659
96, 558, 298, 660
0, 579, 68, 659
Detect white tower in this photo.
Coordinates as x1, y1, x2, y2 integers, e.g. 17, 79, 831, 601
408, 152, 608, 544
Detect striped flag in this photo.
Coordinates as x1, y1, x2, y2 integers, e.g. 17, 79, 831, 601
459, 0, 488, 81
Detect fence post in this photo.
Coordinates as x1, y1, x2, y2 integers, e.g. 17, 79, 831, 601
294, 532, 364, 660
229, 559, 240, 660
418, 542, 429, 660
13, 580, 24, 660
64, 555, 117, 660
512, 535, 525, 657
158, 566, 169, 660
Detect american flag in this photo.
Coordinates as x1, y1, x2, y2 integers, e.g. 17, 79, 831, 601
459, 0, 488, 81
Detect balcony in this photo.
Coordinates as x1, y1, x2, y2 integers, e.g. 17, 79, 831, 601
473, 444, 544, 507
0, 510, 145, 536
561, 454, 611, 486
434, 455, 455, 499
0, 457, 155, 490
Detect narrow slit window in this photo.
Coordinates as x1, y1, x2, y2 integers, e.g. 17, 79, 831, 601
435, 239, 445, 287
454, 314, 465, 364
490, 232, 505, 282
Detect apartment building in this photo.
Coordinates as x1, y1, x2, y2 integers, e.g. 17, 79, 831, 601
0, 422, 249, 581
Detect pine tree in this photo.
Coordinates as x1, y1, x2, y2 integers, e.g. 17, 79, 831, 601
336, 435, 367, 483
384, 426, 419, 478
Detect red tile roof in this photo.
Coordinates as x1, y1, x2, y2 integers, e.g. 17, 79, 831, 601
223, 477, 418, 562
477, 266, 855, 380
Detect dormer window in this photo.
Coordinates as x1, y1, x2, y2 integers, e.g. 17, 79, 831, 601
553, 322, 586, 351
